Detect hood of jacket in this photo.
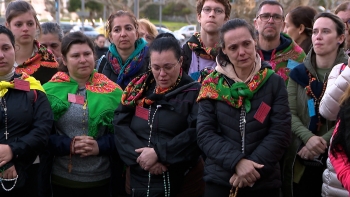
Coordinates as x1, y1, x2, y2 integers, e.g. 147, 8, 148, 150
303, 48, 347, 77
215, 53, 272, 83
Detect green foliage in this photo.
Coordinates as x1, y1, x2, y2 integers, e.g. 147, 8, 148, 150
182, 7, 191, 15
149, 20, 188, 31
68, 0, 80, 12
86, 1, 103, 12
317, 0, 326, 8
68, 0, 103, 12
141, 4, 159, 20
163, 2, 192, 16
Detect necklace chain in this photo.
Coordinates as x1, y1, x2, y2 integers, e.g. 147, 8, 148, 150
0, 97, 8, 140
78, 89, 88, 135
239, 107, 246, 154
145, 88, 169, 197
197, 54, 200, 72
0, 175, 18, 191
0, 97, 17, 191
307, 71, 327, 132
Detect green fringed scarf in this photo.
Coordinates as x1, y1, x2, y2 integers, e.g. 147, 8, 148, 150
43, 71, 123, 137
197, 68, 274, 113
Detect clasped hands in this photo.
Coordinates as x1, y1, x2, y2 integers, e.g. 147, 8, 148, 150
297, 136, 327, 160
72, 136, 99, 157
229, 159, 264, 188
0, 144, 16, 179
135, 147, 167, 175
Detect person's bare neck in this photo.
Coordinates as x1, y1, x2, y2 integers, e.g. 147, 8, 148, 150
316, 51, 338, 69
118, 47, 135, 64
234, 64, 255, 82
200, 30, 219, 48
15, 43, 34, 64
71, 75, 90, 88
258, 35, 280, 51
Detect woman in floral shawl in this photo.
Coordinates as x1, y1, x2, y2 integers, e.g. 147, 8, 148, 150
5, 1, 58, 84
197, 18, 291, 197
114, 33, 204, 197
43, 32, 123, 197
97, 10, 149, 90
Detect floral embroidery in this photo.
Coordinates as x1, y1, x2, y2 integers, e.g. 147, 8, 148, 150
197, 68, 274, 112
48, 72, 120, 93
276, 68, 289, 81
107, 45, 148, 86
20, 72, 30, 80
16, 64, 41, 75
122, 69, 183, 107
86, 73, 120, 93
198, 85, 219, 99
187, 32, 219, 61
258, 33, 305, 84
50, 72, 70, 82
15, 40, 58, 75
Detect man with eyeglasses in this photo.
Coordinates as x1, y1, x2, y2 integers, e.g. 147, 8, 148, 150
182, 0, 231, 82
254, 0, 305, 84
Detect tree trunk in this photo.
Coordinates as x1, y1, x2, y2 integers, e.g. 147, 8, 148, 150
185, 15, 192, 24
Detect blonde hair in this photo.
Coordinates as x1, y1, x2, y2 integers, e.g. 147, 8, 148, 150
340, 84, 350, 106
138, 18, 158, 40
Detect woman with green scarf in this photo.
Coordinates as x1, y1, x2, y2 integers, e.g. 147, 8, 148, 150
197, 18, 291, 197
114, 33, 204, 197
97, 10, 149, 90
43, 32, 123, 197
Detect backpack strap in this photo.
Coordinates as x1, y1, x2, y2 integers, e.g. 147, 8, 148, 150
96, 55, 108, 73
340, 63, 347, 74
26, 89, 37, 105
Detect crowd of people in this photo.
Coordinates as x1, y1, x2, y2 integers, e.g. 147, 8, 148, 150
1, 0, 350, 196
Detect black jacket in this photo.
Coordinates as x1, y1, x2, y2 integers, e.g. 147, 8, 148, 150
197, 63, 291, 192
113, 74, 201, 196
31, 66, 57, 85
0, 82, 53, 192
95, 46, 108, 60
182, 42, 192, 74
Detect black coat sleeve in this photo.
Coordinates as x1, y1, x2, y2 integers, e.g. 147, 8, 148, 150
247, 76, 291, 177
182, 42, 192, 74
113, 104, 145, 166
197, 99, 246, 173
48, 133, 71, 156
9, 90, 53, 160
97, 133, 117, 155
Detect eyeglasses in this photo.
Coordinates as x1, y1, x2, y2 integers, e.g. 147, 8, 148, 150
150, 59, 180, 73
202, 7, 224, 15
343, 18, 350, 29
256, 13, 284, 23
139, 33, 154, 41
